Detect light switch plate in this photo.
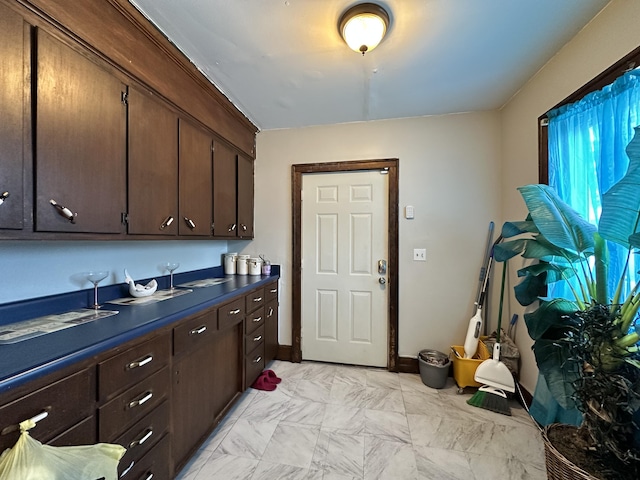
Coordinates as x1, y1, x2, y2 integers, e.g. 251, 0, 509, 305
405, 205, 415, 219
413, 248, 426, 261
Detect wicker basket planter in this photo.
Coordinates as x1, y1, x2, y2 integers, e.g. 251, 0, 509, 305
542, 424, 599, 480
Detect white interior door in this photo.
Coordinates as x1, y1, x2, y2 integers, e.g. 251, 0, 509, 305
301, 170, 388, 367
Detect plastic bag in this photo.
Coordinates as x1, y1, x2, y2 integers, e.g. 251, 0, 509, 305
0, 419, 125, 480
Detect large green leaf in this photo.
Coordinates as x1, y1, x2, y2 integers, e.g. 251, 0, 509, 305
514, 273, 547, 306
524, 298, 579, 340
521, 234, 586, 263
501, 220, 538, 238
599, 126, 640, 248
518, 184, 597, 255
533, 337, 580, 409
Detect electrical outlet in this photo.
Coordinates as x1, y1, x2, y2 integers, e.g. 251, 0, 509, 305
413, 248, 426, 261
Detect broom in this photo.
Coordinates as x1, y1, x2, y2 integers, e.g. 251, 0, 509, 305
467, 258, 512, 416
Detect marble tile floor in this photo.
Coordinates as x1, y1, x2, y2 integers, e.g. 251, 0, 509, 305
175, 360, 547, 480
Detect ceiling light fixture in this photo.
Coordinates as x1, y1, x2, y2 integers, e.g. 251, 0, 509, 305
338, 3, 390, 56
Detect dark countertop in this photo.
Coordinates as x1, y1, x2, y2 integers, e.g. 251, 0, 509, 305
0, 266, 279, 395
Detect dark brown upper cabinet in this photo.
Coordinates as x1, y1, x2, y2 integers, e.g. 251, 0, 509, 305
237, 153, 254, 239
127, 87, 179, 236
212, 141, 237, 237
178, 119, 213, 237
35, 29, 127, 234
0, 4, 27, 231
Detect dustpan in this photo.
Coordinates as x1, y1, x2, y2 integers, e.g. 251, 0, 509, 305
474, 342, 515, 392
473, 256, 515, 393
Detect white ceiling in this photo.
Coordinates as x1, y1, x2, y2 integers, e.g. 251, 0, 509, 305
129, 0, 610, 131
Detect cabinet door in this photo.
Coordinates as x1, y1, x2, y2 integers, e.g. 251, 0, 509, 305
36, 29, 126, 233
128, 87, 178, 235
0, 4, 26, 230
172, 335, 217, 470
212, 141, 237, 237
179, 119, 212, 236
237, 153, 254, 238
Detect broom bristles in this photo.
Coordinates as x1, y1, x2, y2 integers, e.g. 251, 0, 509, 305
467, 385, 511, 416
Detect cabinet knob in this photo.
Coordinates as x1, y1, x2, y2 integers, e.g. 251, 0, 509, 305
184, 217, 196, 230
0, 191, 9, 205
159, 216, 174, 230
252, 356, 262, 364
228, 223, 237, 232
241, 223, 247, 231
49, 199, 77, 223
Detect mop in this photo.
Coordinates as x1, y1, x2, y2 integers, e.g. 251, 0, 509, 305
467, 259, 515, 416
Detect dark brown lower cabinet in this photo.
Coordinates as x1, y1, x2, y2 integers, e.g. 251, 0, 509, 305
171, 306, 243, 473
0, 280, 276, 479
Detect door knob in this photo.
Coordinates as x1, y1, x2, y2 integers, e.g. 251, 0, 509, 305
379, 277, 386, 285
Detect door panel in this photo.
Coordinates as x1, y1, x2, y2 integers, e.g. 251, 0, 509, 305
128, 87, 178, 235
179, 119, 212, 236
35, 29, 126, 233
212, 141, 237, 237
302, 170, 388, 367
0, 4, 26, 230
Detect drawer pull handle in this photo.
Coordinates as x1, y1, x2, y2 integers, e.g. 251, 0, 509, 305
0, 191, 9, 205
253, 335, 262, 342
252, 316, 262, 323
228, 223, 237, 232
253, 356, 262, 364
143, 474, 154, 480
267, 307, 274, 317
190, 325, 207, 335
129, 428, 153, 448
50, 199, 77, 223
229, 308, 241, 315
120, 460, 135, 477
252, 297, 263, 302
128, 391, 153, 409
127, 355, 153, 369
159, 216, 174, 230
270, 288, 277, 293
184, 216, 196, 230
1, 409, 50, 436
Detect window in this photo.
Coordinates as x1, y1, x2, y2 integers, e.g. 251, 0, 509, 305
541, 47, 640, 304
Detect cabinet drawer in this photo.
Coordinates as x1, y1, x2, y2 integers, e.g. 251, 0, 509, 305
173, 308, 217, 356
119, 432, 171, 480
245, 348, 265, 388
245, 288, 264, 313
99, 334, 170, 402
99, 366, 170, 442
115, 400, 169, 476
245, 305, 264, 334
245, 324, 265, 355
265, 281, 278, 302
47, 416, 96, 447
218, 297, 244, 330
0, 367, 94, 452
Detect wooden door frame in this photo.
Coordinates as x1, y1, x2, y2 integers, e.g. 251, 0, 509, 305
291, 159, 399, 371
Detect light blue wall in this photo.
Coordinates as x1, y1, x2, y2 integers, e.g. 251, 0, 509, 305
0, 240, 230, 304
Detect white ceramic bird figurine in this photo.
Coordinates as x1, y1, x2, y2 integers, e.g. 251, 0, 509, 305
124, 269, 158, 297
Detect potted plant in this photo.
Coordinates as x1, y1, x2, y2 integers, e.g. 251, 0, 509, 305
495, 127, 640, 479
